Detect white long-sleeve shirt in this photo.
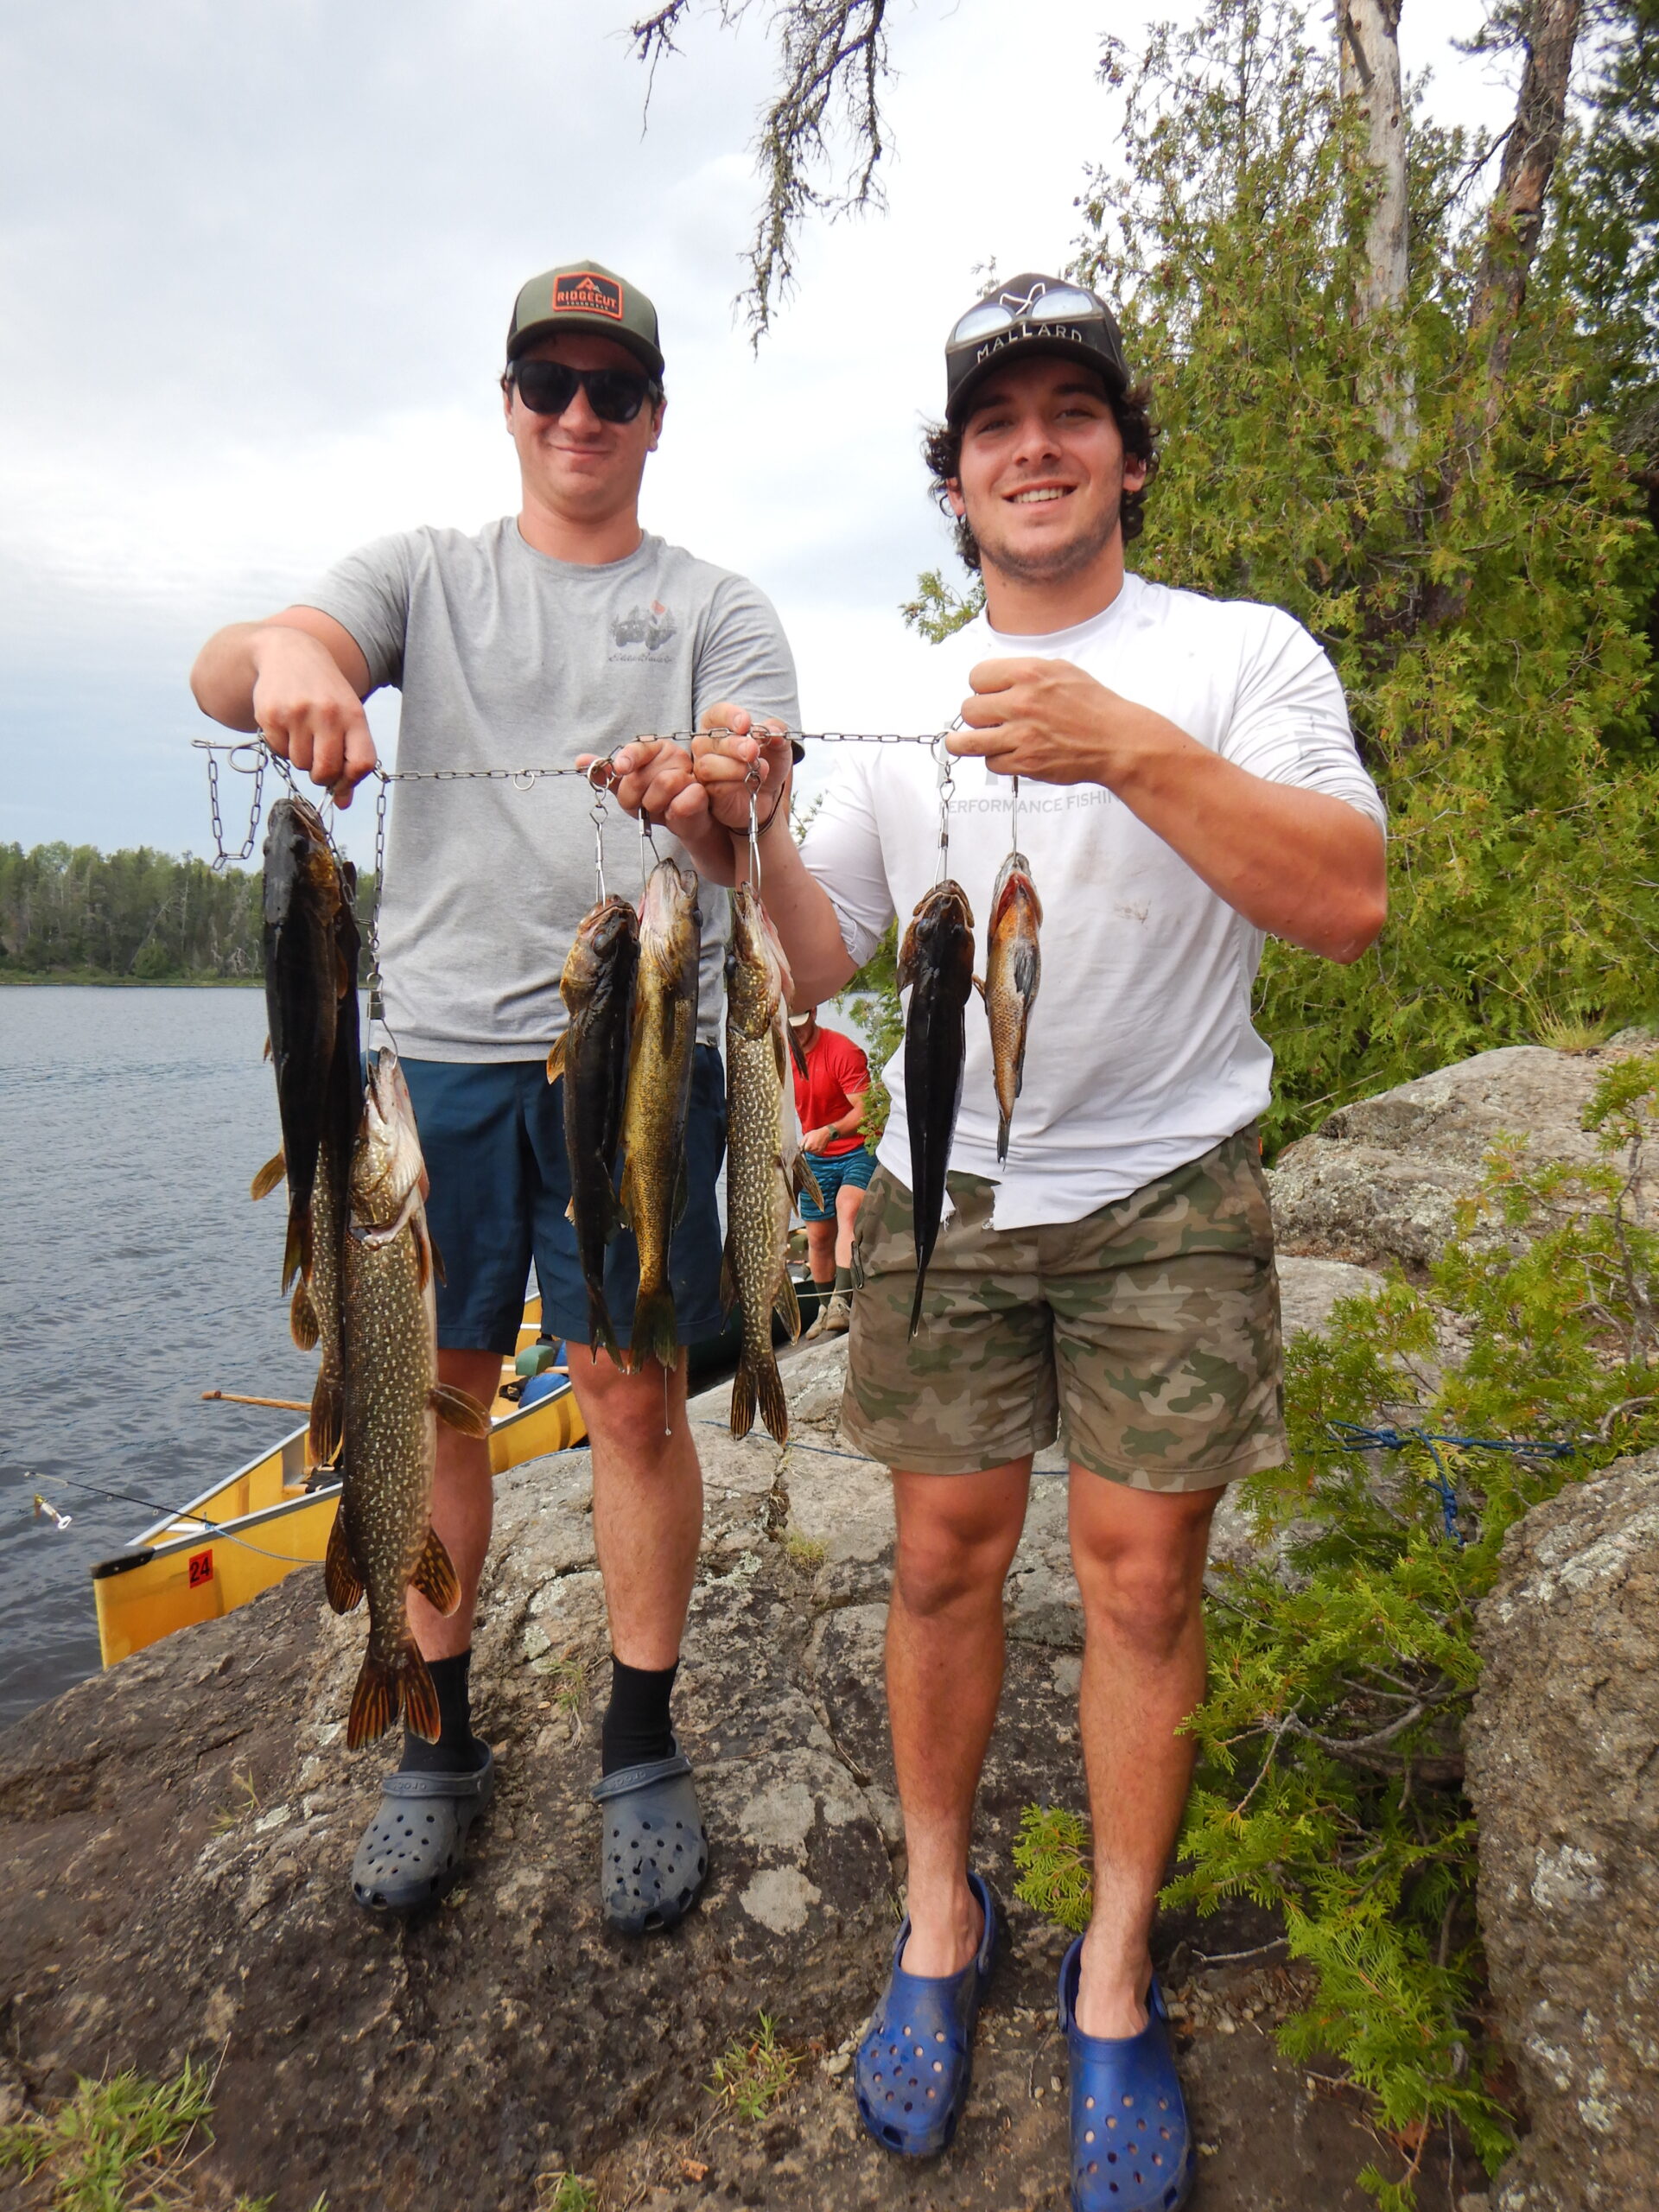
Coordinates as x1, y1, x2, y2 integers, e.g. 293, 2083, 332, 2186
798, 574, 1385, 1230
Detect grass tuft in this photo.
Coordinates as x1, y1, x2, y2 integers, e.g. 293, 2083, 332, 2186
534, 2176, 597, 2211
706, 2015, 802, 2124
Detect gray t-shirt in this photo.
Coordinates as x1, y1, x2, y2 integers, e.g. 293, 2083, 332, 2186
302, 518, 800, 1060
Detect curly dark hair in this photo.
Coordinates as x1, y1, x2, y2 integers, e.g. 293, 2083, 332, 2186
923, 370, 1160, 574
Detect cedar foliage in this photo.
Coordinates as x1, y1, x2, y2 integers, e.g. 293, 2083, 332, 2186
1015, 1051, 1659, 2204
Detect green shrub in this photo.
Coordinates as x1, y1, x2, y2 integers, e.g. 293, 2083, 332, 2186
1016, 1052, 1659, 2208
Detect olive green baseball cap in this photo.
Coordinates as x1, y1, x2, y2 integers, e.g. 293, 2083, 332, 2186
505, 260, 664, 379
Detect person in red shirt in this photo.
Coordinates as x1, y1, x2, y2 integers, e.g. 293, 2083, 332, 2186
789, 1007, 874, 1338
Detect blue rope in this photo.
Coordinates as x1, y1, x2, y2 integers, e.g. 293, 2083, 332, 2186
1325, 1422, 1578, 1546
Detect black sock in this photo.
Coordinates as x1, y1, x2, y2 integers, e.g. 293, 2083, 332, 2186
810, 1275, 834, 1298
601, 1656, 678, 1775
833, 1266, 853, 1296
398, 1650, 488, 1775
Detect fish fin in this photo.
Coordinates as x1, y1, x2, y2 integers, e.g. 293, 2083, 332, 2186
335, 942, 353, 1001
672, 1154, 690, 1229
631, 1283, 679, 1376
429, 1384, 492, 1438
617, 1160, 636, 1230
599, 1172, 626, 1243
289, 1275, 319, 1351
546, 1033, 567, 1084
251, 1149, 286, 1201
719, 1243, 737, 1319
309, 1374, 344, 1470
587, 1287, 624, 1369
323, 1508, 365, 1615
972, 975, 985, 998
410, 1526, 461, 1615
908, 1268, 930, 1343
729, 1355, 757, 1440
755, 1351, 790, 1446
996, 1112, 1012, 1166
897, 918, 920, 992
263, 1034, 272, 1061
426, 1224, 447, 1287
773, 1268, 803, 1342
793, 1154, 825, 1212
786, 1024, 809, 1080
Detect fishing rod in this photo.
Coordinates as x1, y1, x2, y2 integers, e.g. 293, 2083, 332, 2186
22, 1471, 336, 1568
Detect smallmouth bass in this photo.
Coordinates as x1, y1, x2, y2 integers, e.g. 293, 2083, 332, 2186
982, 850, 1042, 1164
619, 859, 702, 1376
547, 894, 640, 1368
899, 879, 976, 1339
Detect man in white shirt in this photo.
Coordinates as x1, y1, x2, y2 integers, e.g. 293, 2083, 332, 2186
605, 273, 1385, 2209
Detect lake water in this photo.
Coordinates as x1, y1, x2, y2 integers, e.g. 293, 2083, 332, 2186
0, 988, 321, 1730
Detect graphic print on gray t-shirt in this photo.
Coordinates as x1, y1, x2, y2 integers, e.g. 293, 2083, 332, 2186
301, 519, 800, 1063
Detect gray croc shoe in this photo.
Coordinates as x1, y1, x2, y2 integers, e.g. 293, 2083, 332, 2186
351, 1749, 495, 1915
594, 1746, 708, 1935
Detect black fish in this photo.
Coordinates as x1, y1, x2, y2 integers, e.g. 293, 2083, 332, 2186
899, 879, 976, 1339
258, 798, 350, 1290
546, 894, 640, 1367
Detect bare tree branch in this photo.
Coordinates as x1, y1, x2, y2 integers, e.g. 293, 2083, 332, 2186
630, 0, 894, 339
1337, 0, 1415, 461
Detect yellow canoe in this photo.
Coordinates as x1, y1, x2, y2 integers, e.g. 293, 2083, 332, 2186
91, 1299, 585, 1669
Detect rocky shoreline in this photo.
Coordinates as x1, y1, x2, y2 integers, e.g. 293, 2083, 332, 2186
4, 1045, 1656, 2210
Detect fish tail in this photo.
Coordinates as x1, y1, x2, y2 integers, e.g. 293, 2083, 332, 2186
996, 1110, 1012, 1165
630, 1280, 679, 1376
588, 1286, 624, 1370
281, 1202, 311, 1294
755, 1349, 790, 1446
908, 1266, 930, 1342
347, 1638, 440, 1750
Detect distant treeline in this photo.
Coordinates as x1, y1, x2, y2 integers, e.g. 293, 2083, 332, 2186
0, 843, 373, 981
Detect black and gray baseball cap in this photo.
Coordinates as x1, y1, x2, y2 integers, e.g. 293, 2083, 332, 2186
944, 273, 1129, 424
506, 259, 665, 379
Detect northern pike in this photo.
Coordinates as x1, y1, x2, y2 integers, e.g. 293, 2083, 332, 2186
619, 859, 702, 1376
899, 879, 976, 1340
722, 885, 823, 1443
257, 797, 351, 1289
546, 894, 640, 1368
982, 850, 1043, 1163
325, 1052, 490, 1748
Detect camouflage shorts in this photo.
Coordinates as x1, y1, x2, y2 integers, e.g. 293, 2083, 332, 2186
842, 1128, 1286, 1492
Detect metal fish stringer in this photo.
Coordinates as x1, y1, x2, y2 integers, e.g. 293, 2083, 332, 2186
932, 730, 960, 887
745, 764, 764, 893
587, 760, 613, 906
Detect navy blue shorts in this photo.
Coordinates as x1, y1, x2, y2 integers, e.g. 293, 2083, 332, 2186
798, 1144, 876, 1222
403, 1048, 728, 1357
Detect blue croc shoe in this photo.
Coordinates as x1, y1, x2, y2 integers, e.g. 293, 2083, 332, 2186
855, 1870, 998, 2158
1059, 1938, 1193, 2212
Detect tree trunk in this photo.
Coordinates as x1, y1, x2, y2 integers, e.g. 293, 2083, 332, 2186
1338, 0, 1414, 461
1465, 0, 1584, 437
1418, 0, 1586, 632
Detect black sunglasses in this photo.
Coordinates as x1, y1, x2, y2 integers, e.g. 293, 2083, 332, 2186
510, 359, 658, 424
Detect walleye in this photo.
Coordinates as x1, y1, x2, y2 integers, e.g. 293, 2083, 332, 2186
722, 885, 823, 1444
546, 894, 640, 1367
325, 1052, 490, 1749
618, 859, 702, 1375
257, 797, 352, 1289
899, 879, 976, 1339
982, 850, 1043, 1164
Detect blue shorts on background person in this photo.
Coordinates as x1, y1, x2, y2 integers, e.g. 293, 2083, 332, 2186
798, 1142, 875, 1222
404, 1049, 728, 1356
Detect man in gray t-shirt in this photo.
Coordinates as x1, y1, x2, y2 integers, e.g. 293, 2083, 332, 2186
192, 259, 799, 1931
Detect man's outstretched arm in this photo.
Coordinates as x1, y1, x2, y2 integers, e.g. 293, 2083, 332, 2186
191, 608, 378, 808
957, 657, 1387, 964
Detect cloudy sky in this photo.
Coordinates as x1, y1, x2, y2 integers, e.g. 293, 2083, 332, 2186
3, 0, 1516, 868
